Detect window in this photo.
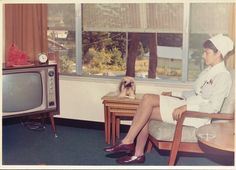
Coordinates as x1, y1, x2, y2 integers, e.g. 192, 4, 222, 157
82, 4, 184, 80
48, 3, 234, 81
47, 4, 76, 73
188, 3, 232, 81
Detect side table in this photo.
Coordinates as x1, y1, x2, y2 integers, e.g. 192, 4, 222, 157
196, 121, 234, 152
101, 92, 143, 145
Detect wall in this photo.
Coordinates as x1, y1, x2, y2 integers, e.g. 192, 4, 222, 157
56, 76, 192, 123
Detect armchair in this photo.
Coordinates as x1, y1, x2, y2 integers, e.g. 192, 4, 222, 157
147, 70, 235, 165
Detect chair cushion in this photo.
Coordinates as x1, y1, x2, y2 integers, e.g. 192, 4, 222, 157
149, 120, 197, 142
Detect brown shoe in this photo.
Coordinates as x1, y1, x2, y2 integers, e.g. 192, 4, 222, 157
116, 155, 145, 164
104, 142, 134, 153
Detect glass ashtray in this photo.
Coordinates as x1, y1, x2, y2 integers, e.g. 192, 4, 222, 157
198, 133, 216, 141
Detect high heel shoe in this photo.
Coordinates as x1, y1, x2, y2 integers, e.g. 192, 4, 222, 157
104, 142, 134, 153
116, 155, 145, 164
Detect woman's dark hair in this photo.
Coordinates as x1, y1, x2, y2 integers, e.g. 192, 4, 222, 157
203, 40, 218, 53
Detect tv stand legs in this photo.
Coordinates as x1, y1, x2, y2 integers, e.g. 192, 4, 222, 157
49, 112, 58, 138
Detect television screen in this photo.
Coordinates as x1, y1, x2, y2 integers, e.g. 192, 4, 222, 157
3, 72, 43, 112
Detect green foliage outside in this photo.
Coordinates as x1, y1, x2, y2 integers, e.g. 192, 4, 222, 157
83, 47, 125, 75
82, 32, 126, 75
59, 55, 76, 73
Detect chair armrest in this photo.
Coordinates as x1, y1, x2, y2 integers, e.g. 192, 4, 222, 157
174, 111, 234, 142
181, 111, 234, 120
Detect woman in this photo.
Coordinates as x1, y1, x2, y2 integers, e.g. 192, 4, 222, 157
104, 34, 234, 164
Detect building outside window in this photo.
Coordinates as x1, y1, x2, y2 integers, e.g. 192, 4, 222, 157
47, 3, 233, 81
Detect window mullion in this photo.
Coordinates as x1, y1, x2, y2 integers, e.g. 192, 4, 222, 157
76, 3, 82, 75
182, 2, 190, 82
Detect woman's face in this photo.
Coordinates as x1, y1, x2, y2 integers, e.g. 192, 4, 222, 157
202, 48, 217, 66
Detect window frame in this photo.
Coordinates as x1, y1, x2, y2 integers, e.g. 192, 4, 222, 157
76, 3, 82, 75
182, 2, 190, 82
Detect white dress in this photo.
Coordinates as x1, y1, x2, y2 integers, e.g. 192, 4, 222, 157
160, 62, 232, 128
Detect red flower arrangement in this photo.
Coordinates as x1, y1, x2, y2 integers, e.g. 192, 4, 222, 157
6, 44, 32, 67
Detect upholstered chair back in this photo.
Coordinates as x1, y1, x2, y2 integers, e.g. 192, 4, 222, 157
220, 70, 235, 114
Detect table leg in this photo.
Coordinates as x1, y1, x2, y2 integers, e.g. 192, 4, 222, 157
112, 112, 116, 145
116, 117, 120, 139
104, 105, 109, 144
107, 107, 111, 144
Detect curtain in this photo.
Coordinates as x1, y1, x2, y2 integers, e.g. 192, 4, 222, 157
5, 4, 48, 62
226, 3, 235, 69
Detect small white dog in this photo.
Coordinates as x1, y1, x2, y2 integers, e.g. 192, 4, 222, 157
118, 76, 136, 98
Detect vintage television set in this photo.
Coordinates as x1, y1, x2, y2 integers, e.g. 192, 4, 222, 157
3, 64, 60, 120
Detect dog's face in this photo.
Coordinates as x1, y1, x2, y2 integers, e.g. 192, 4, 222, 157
118, 76, 136, 97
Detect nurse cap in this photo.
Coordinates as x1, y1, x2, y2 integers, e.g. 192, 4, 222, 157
209, 34, 234, 58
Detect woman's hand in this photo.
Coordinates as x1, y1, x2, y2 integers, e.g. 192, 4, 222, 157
161, 91, 172, 96
172, 105, 187, 120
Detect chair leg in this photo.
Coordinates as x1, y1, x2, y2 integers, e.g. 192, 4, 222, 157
168, 147, 178, 165
146, 139, 153, 153
168, 139, 181, 165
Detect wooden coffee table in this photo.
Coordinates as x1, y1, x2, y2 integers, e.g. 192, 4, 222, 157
196, 121, 234, 152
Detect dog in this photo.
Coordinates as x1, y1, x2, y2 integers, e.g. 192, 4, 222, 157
118, 76, 136, 98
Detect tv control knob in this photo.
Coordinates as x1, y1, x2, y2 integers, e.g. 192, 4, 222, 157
48, 71, 55, 77
49, 101, 55, 106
